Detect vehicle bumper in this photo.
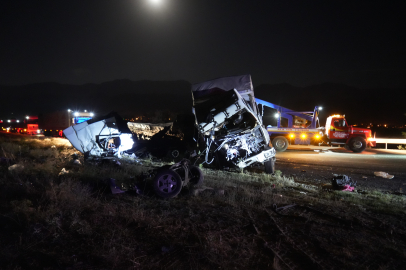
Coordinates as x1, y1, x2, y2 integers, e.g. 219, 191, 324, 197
367, 139, 376, 147
236, 147, 276, 168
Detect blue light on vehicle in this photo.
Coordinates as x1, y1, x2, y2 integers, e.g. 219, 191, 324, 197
75, 117, 92, 124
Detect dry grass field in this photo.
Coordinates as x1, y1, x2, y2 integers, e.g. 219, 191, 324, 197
1, 134, 406, 269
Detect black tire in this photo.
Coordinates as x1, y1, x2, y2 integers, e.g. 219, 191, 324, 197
264, 157, 276, 174
272, 136, 289, 152
153, 169, 183, 198
348, 137, 366, 153
189, 165, 204, 186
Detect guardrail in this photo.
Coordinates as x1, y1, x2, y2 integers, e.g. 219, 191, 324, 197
373, 138, 406, 149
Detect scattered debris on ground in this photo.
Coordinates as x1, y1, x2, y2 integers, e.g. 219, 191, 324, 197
332, 174, 356, 191
374, 171, 395, 179
8, 163, 24, 171
58, 168, 69, 176
109, 178, 126, 194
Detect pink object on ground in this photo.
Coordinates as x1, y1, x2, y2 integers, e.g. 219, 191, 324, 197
342, 185, 354, 192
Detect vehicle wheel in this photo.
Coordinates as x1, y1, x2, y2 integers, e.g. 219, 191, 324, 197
264, 157, 276, 174
189, 165, 204, 186
272, 136, 289, 152
171, 149, 179, 158
348, 137, 366, 153
153, 169, 183, 198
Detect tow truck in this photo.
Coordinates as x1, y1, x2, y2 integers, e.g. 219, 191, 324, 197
255, 98, 376, 153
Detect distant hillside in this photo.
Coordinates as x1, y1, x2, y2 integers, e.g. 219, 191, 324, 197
1, 80, 405, 125
0, 80, 192, 117
254, 83, 406, 125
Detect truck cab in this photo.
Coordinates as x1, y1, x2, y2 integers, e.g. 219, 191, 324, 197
325, 115, 376, 152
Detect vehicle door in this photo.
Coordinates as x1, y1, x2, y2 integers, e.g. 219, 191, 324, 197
328, 118, 349, 140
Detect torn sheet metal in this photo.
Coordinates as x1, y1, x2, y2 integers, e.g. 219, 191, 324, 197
192, 75, 275, 169
63, 112, 135, 159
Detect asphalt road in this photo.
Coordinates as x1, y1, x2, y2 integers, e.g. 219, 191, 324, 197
274, 145, 406, 192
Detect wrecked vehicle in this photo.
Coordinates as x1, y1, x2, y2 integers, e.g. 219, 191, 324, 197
151, 159, 203, 198
63, 112, 203, 199
191, 75, 276, 173
63, 112, 135, 159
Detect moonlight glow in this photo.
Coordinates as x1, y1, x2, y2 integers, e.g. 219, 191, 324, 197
149, 0, 163, 6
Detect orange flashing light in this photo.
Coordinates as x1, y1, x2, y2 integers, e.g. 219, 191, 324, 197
289, 134, 295, 138
301, 134, 306, 139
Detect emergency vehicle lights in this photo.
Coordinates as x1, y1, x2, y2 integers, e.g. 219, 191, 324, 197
26, 116, 29, 119
90, 113, 94, 117
74, 112, 79, 116
289, 134, 295, 138
301, 134, 306, 139
274, 113, 280, 118
319, 107, 323, 111
314, 134, 321, 139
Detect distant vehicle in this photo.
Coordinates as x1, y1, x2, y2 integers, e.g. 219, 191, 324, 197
25, 116, 40, 135
255, 99, 376, 153
39, 110, 94, 137
191, 75, 276, 173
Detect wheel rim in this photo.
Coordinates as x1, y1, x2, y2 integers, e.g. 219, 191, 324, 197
352, 141, 363, 149
171, 150, 179, 158
275, 139, 286, 149
156, 174, 178, 194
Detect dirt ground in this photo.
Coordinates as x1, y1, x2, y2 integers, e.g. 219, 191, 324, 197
274, 160, 406, 194
1, 134, 406, 269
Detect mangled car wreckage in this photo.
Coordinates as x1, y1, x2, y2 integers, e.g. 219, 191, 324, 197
191, 75, 276, 173
62, 75, 276, 199
63, 112, 204, 199
63, 112, 135, 159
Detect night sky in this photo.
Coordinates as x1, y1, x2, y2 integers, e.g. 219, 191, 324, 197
1, 0, 405, 88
